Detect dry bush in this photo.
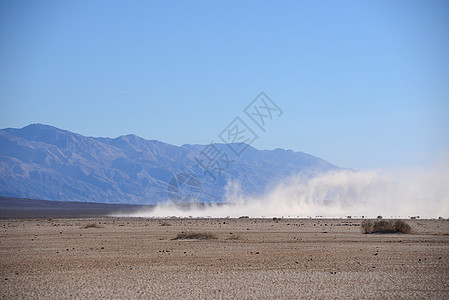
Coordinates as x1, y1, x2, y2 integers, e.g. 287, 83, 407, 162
239, 216, 249, 219
361, 220, 373, 233
272, 217, 281, 221
361, 219, 412, 234
160, 221, 171, 226
393, 220, 412, 234
171, 232, 217, 240
373, 220, 396, 233
83, 223, 103, 229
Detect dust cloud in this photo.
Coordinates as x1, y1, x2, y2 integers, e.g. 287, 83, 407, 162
126, 160, 449, 219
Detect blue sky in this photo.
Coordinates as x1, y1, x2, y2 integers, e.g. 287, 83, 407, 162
1, 0, 448, 169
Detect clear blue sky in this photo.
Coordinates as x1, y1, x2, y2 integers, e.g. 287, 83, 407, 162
1, 0, 448, 169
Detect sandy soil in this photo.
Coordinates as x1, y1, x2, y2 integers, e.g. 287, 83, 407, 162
1, 217, 448, 299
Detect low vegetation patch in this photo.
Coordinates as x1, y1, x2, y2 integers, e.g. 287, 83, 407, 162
361, 219, 412, 234
83, 223, 103, 229
171, 232, 217, 240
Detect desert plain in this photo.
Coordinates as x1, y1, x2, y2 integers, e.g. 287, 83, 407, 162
1, 217, 448, 299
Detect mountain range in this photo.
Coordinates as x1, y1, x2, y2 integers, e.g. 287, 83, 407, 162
0, 124, 339, 204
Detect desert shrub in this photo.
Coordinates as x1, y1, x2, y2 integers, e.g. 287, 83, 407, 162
83, 223, 103, 229
361, 219, 412, 234
361, 220, 373, 233
171, 232, 217, 240
393, 220, 412, 234
239, 216, 249, 219
160, 221, 171, 226
373, 220, 396, 233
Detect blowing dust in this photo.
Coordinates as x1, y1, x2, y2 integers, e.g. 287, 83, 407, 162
125, 160, 449, 218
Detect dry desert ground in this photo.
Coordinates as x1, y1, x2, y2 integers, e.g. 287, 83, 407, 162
1, 217, 448, 299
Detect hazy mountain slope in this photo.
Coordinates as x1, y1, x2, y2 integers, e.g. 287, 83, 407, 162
0, 124, 339, 204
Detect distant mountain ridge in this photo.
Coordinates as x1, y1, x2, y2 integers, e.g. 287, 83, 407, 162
0, 124, 339, 204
